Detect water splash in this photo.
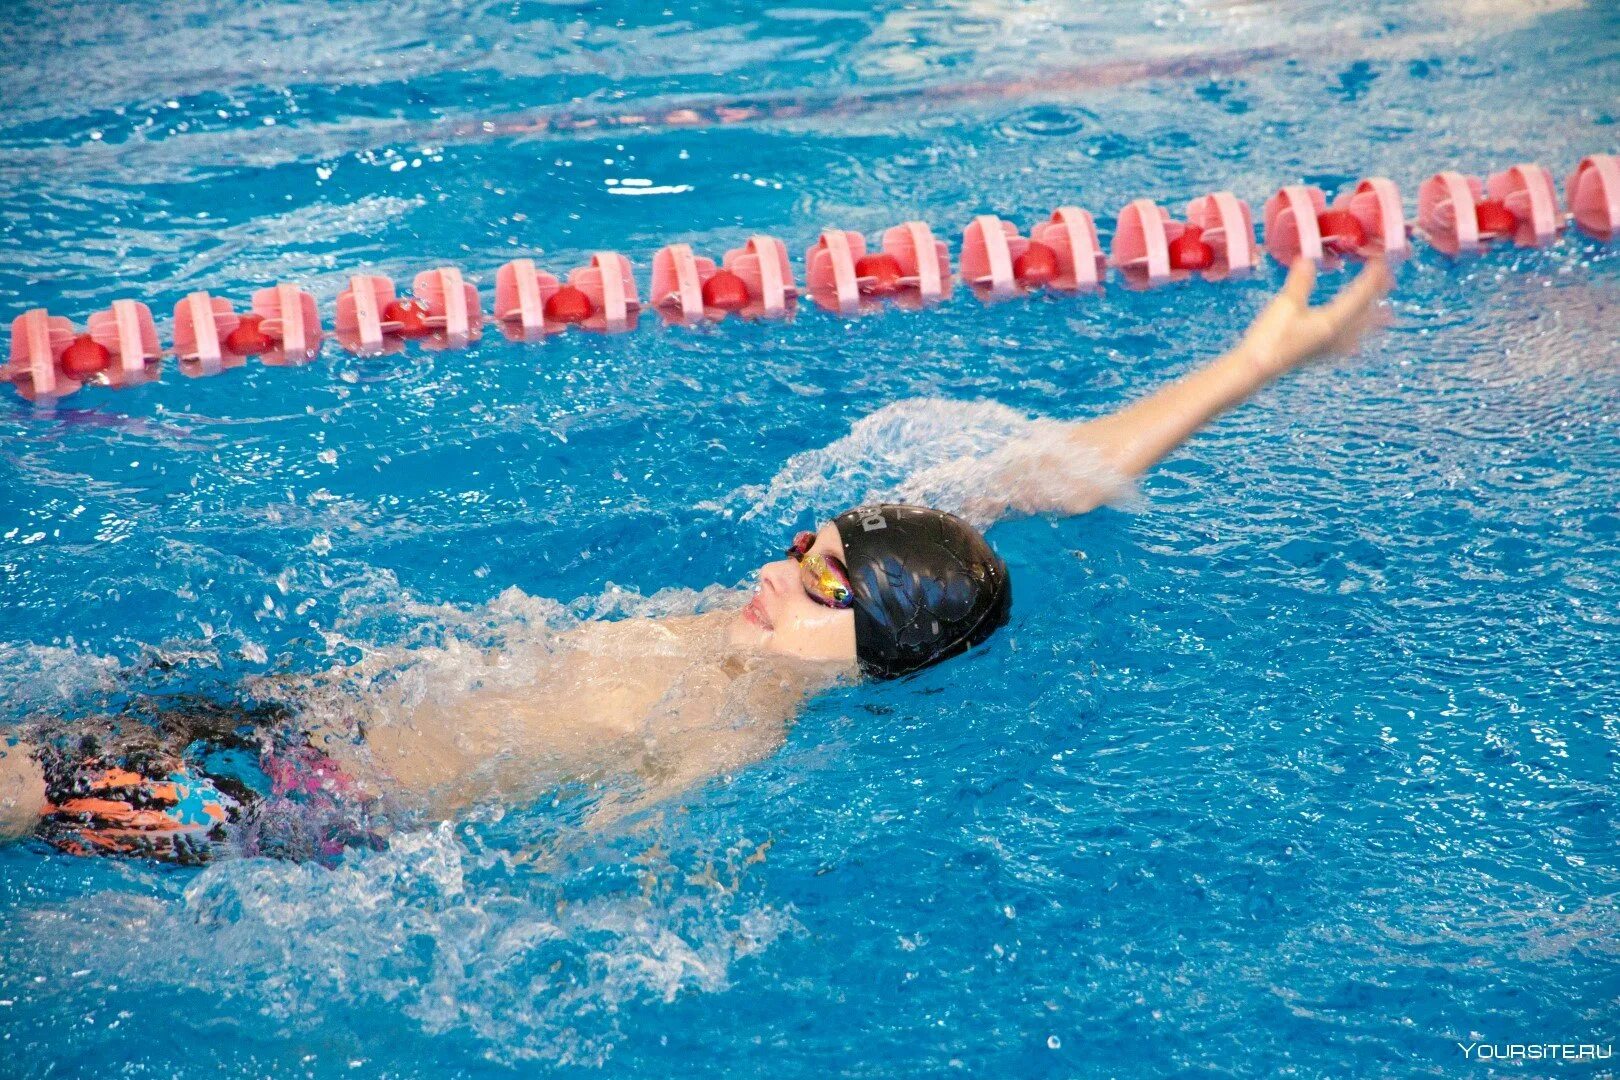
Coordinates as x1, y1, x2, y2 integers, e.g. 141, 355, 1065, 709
722, 397, 1134, 529
4, 824, 793, 1067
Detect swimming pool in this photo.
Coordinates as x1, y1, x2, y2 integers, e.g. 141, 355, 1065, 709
2, 0, 1617, 1074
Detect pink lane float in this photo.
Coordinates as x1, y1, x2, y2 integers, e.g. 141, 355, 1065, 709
7, 300, 165, 401
804, 222, 952, 314
960, 213, 1097, 299
6, 153, 1617, 403
334, 270, 481, 354
1567, 154, 1620, 242
721, 235, 798, 318
1418, 166, 1561, 257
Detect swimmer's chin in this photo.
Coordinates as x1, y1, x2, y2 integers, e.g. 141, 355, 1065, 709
725, 605, 859, 680
726, 605, 773, 650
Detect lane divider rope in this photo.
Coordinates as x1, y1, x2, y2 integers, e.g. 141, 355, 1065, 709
6, 153, 1616, 403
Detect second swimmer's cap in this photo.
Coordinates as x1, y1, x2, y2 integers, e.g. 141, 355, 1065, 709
833, 504, 1012, 680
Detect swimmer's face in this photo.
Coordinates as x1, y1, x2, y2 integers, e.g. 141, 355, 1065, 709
729, 521, 858, 666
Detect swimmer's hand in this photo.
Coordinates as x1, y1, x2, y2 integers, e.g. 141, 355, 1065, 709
1068, 256, 1394, 483
961, 258, 1395, 522
1235, 256, 1394, 381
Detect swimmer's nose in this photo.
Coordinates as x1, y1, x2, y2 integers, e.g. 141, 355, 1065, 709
759, 559, 795, 595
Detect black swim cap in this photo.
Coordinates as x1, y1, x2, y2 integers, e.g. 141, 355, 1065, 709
833, 504, 1012, 680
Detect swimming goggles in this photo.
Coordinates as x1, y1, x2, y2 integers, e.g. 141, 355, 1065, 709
787, 531, 854, 609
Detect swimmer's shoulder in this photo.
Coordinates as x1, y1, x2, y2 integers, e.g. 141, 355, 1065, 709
567, 608, 732, 652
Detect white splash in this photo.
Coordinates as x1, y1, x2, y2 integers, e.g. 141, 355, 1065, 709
7, 825, 792, 1066
0, 643, 125, 717
721, 397, 1135, 529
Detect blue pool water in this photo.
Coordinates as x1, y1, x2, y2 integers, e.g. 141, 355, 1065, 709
3, 0, 1618, 1075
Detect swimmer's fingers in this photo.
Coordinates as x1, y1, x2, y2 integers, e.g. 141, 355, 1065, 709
1322, 257, 1393, 326
1281, 257, 1318, 308
1239, 259, 1322, 369
1317, 257, 1395, 357
1250, 257, 1395, 373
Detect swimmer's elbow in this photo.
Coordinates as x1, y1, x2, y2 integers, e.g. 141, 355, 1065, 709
0, 744, 47, 843
970, 425, 1127, 522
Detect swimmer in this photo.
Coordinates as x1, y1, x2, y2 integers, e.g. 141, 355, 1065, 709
0, 257, 1392, 862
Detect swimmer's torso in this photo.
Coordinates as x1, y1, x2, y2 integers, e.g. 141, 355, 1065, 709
308, 609, 843, 820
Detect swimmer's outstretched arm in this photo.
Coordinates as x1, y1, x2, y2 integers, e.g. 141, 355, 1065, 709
1077, 257, 1393, 477
984, 257, 1393, 518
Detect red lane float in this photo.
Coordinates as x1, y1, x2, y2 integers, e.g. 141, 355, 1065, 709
545, 285, 592, 325
60, 334, 111, 379
384, 298, 431, 337
1012, 241, 1059, 287
855, 252, 904, 295
702, 269, 751, 312
1566, 153, 1619, 241
225, 315, 277, 357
